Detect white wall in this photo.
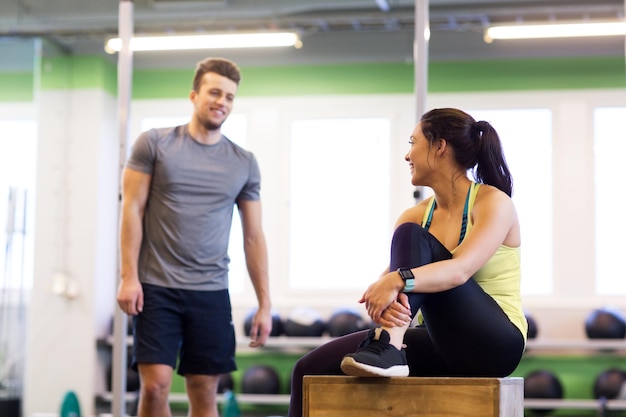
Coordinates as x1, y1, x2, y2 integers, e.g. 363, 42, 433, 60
23, 88, 118, 417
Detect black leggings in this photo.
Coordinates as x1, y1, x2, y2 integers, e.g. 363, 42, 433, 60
287, 223, 525, 417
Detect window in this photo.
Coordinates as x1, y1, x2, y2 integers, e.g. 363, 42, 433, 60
469, 109, 553, 295
139, 114, 248, 293
288, 118, 391, 290
594, 106, 626, 295
0, 120, 37, 290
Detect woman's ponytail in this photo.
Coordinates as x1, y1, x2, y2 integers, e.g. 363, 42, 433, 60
473, 120, 513, 197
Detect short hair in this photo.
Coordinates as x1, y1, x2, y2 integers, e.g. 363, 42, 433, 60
192, 57, 241, 91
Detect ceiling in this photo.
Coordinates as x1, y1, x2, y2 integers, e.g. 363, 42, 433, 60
0, 0, 624, 69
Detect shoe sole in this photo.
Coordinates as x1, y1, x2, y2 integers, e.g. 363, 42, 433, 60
340, 356, 409, 377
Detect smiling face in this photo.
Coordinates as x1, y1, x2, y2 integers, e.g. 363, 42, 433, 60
405, 123, 437, 186
190, 71, 238, 132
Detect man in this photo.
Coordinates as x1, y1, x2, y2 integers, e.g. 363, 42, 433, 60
117, 57, 272, 417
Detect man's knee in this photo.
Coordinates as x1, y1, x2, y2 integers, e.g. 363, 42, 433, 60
138, 364, 173, 401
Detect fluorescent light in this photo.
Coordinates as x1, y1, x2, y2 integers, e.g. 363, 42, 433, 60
105, 32, 301, 53
375, 0, 390, 12
484, 20, 626, 42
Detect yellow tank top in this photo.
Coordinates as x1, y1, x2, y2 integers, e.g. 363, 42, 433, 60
422, 182, 527, 342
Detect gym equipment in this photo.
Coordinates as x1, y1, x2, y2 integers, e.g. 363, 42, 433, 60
326, 308, 370, 337
241, 365, 281, 394
217, 372, 234, 394
222, 390, 241, 417
283, 307, 326, 337
524, 369, 563, 415
304, 376, 523, 417
0, 398, 20, 417
525, 311, 538, 339
243, 308, 284, 337
593, 368, 626, 399
585, 307, 626, 339
60, 390, 81, 417
1, 189, 28, 417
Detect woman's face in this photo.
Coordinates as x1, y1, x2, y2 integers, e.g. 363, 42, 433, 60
405, 123, 435, 186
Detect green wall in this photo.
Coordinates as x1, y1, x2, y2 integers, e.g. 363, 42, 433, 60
38, 55, 118, 94
0, 71, 35, 102
2, 54, 625, 103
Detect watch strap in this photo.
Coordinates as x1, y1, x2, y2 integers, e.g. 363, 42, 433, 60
397, 268, 415, 292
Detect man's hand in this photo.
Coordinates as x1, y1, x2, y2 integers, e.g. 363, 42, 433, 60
116, 278, 144, 315
248, 307, 273, 348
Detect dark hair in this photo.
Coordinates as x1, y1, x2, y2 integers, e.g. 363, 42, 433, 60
420, 108, 513, 197
192, 57, 241, 91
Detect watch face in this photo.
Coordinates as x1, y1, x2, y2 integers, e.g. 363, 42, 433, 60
398, 268, 413, 280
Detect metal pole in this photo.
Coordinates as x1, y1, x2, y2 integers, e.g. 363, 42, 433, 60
414, 0, 429, 121
112, 1, 133, 416
413, 0, 429, 202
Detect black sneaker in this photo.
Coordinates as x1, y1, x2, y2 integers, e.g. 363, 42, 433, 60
340, 328, 409, 377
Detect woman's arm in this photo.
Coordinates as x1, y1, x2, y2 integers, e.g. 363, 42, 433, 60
361, 187, 519, 322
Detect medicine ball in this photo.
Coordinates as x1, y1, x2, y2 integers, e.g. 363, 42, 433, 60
243, 308, 284, 337
585, 307, 626, 339
525, 311, 538, 339
217, 372, 234, 394
593, 368, 626, 399
283, 307, 326, 337
241, 365, 281, 394
524, 369, 563, 415
326, 308, 370, 337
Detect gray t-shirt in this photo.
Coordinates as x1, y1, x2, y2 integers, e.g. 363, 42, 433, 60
126, 124, 261, 291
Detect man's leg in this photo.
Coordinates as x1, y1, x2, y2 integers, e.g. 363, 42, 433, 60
137, 363, 173, 417
185, 374, 220, 417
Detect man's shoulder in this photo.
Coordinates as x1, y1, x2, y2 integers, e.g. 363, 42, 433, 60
221, 135, 255, 159
148, 125, 185, 141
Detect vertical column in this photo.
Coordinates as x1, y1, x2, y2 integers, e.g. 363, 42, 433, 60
112, 1, 134, 416
414, 0, 429, 121
413, 0, 429, 202
551, 99, 595, 299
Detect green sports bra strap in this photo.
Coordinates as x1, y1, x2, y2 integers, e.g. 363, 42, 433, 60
423, 183, 473, 245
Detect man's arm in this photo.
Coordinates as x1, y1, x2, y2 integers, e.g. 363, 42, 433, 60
238, 199, 272, 347
117, 168, 152, 315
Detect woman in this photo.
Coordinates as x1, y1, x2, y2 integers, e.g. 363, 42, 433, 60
288, 108, 527, 417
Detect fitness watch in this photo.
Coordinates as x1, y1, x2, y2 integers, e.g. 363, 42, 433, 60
397, 268, 415, 292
